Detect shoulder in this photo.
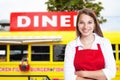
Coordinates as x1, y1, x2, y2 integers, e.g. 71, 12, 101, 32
95, 35, 113, 55
95, 34, 111, 45
66, 39, 77, 47
65, 38, 77, 56
96, 35, 113, 55
65, 37, 79, 49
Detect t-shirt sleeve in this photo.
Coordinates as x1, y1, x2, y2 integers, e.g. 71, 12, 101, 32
64, 43, 76, 80
101, 39, 116, 80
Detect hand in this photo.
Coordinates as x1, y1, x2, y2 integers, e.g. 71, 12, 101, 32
75, 71, 96, 80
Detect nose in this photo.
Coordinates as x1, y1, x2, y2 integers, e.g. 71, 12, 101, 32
83, 23, 88, 29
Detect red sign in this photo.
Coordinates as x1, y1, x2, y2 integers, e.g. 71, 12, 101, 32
10, 12, 77, 31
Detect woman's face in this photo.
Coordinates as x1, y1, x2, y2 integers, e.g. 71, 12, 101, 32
78, 14, 95, 37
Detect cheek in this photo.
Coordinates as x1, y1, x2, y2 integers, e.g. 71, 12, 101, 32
78, 24, 83, 29
78, 25, 81, 30
78, 26, 83, 32
93, 25, 95, 30
90, 24, 95, 29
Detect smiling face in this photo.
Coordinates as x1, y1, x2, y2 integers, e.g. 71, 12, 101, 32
77, 14, 95, 37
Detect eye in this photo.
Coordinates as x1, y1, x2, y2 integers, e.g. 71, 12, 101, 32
79, 21, 84, 24
88, 21, 93, 24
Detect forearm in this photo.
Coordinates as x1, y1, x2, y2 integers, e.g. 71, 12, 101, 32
75, 70, 106, 80
76, 76, 94, 80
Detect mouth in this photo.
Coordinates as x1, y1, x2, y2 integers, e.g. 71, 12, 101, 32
82, 29, 89, 33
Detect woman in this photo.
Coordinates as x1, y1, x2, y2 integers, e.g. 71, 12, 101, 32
64, 8, 116, 80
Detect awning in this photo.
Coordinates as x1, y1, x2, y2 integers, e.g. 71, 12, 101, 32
0, 19, 10, 26
0, 36, 62, 44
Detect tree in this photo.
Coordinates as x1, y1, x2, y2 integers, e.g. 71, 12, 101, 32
45, 0, 106, 24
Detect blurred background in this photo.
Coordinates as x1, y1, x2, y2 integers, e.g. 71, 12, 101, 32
0, 0, 119, 80
0, 0, 120, 31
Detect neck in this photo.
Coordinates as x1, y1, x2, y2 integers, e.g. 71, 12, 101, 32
80, 34, 95, 49
81, 34, 94, 42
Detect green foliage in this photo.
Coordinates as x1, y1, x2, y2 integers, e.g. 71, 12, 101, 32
45, 0, 106, 24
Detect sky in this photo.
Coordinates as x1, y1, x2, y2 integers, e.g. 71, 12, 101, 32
95, 0, 120, 16
0, 0, 48, 20
0, 0, 120, 31
0, 0, 120, 20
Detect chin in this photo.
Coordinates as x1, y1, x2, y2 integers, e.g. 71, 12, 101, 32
82, 33, 91, 37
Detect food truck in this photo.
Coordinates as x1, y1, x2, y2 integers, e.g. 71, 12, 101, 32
0, 12, 119, 80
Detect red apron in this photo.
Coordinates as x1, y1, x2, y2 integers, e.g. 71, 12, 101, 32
74, 44, 105, 71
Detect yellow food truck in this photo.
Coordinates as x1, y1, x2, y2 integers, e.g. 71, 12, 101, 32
0, 12, 119, 80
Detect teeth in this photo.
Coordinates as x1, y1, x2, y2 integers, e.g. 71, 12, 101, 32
83, 30, 88, 33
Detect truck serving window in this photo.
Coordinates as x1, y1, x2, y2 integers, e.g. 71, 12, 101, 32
53, 44, 66, 61
10, 45, 28, 61
112, 44, 116, 60
0, 45, 6, 61
31, 45, 50, 61
119, 44, 120, 60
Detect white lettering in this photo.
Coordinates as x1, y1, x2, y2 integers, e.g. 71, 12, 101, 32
74, 15, 77, 27
34, 16, 39, 27
17, 16, 31, 27
42, 16, 57, 27
61, 16, 70, 27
